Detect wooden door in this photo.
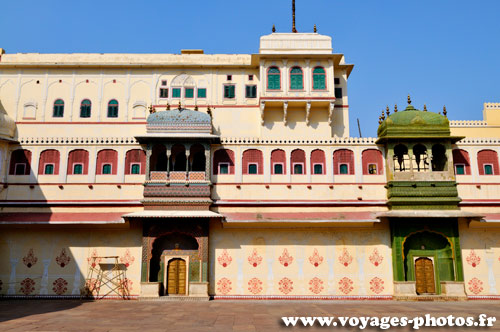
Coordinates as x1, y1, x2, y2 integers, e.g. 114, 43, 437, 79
415, 257, 436, 294
167, 259, 186, 295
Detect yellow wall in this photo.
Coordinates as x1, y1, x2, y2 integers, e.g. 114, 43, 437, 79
209, 221, 393, 297
0, 225, 142, 297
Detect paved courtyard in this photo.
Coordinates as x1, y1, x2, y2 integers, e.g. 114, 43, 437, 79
0, 300, 499, 332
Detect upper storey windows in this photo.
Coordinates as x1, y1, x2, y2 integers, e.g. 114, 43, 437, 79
267, 67, 281, 90
107, 99, 119, 118
289, 67, 303, 90
53, 99, 64, 117
80, 99, 91, 118
312, 67, 326, 90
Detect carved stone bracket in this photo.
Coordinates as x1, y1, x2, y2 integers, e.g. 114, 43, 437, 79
328, 102, 334, 126
305, 101, 311, 126
283, 101, 289, 126
260, 101, 265, 125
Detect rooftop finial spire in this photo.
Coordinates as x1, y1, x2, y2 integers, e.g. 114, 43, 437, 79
423, 104, 427, 112
314, 24, 317, 33
386, 105, 390, 116
292, 0, 297, 33
407, 94, 411, 105
272, 24, 276, 33
443, 105, 447, 117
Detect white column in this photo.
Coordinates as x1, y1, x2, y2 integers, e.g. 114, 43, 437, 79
286, 149, 291, 182
58, 146, 69, 183
97, 72, 103, 121
469, 147, 479, 182
327, 59, 334, 93
88, 146, 97, 183
42, 71, 49, 122
304, 59, 311, 93
263, 146, 271, 183
306, 148, 312, 182
281, 60, 288, 95
117, 147, 126, 183
326, 146, 334, 183
29, 147, 41, 183
354, 146, 363, 183
235, 146, 242, 183
69, 71, 76, 121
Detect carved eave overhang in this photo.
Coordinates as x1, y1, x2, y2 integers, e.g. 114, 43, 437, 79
259, 98, 336, 126
135, 133, 220, 144
376, 210, 484, 220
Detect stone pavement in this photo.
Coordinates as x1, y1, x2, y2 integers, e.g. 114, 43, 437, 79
0, 300, 499, 332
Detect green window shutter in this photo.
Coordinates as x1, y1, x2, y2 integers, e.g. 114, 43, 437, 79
485, 164, 493, 175
102, 164, 112, 174
185, 88, 194, 98
313, 164, 323, 174
224, 85, 235, 98
455, 165, 465, 175
197, 88, 207, 98
274, 164, 283, 174
44, 164, 54, 175
335, 88, 343, 98
172, 88, 181, 98
73, 164, 83, 174
340, 164, 348, 174
313, 74, 325, 90
131, 164, 140, 174
248, 164, 258, 174
219, 164, 229, 174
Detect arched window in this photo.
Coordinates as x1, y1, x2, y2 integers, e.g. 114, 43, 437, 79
312, 67, 326, 90
290, 67, 303, 90
362, 149, 383, 175
311, 149, 325, 175
213, 149, 235, 175
334, 149, 354, 175
271, 149, 286, 175
170, 144, 187, 171
80, 99, 91, 118
267, 67, 281, 90
452, 149, 470, 175
393, 144, 409, 172
477, 149, 499, 175
413, 144, 429, 172
125, 149, 146, 175
431, 144, 447, 171
96, 149, 118, 175
107, 99, 119, 118
9, 149, 31, 175
189, 144, 206, 172
67, 149, 89, 175
53, 99, 64, 118
38, 149, 60, 175
150, 144, 167, 172
291, 149, 306, 174
242, 149, 263, 175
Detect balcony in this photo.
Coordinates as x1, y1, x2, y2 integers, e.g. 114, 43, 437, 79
146, 171, 208, 185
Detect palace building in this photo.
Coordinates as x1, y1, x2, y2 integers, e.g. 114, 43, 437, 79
0, 28, 499, 300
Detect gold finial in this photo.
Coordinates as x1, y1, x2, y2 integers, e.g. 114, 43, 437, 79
166, 102, 170, 110
443, 105, 447, 117
314, 24, 317, 33
386, 105, 390, 116
407, 94, 411, 105
272, 24, 276, 33
178, 101, 182, 110
378, 116, 382, 124
148, 105, 155, 114
394, 104, 398, 112
194, 104, 198, 111
292, 0, 297, 33
423, 104, 427, 111
381, 109, 385, 120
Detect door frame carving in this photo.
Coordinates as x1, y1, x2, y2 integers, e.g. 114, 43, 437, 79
164, 255, 190, 296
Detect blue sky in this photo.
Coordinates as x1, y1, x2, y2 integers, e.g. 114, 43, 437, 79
1, 0, 499, 137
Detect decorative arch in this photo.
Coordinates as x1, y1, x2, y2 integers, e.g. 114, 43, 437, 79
312, 66, 326, 90
38, 149, 60, 175
477, 149, 499, 175
452, 149, 471, 175
96, 149, 118, 175
67, 149, 89, 175
267, 67, 281, 90
362, 149, 383, 175
213, 149, 235, 175
289, 66, 304, 90
242, 149, 263, 175
310, 149, 325, 175
271, 149, 286, 175
9, 149, 32, 175
291, 149, 306, 174
333, 149, 354, 175
125, 149, 146, 175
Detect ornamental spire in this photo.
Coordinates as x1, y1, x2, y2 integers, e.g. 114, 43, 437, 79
407, 94, 412, 105
292, 0, 297, 33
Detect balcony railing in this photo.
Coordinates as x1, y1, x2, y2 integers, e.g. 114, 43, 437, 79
147, 171, 207, 184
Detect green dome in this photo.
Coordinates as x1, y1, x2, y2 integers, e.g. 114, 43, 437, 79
377, 105, 450, 139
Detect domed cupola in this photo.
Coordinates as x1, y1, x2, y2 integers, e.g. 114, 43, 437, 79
377, 95, 451, 140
